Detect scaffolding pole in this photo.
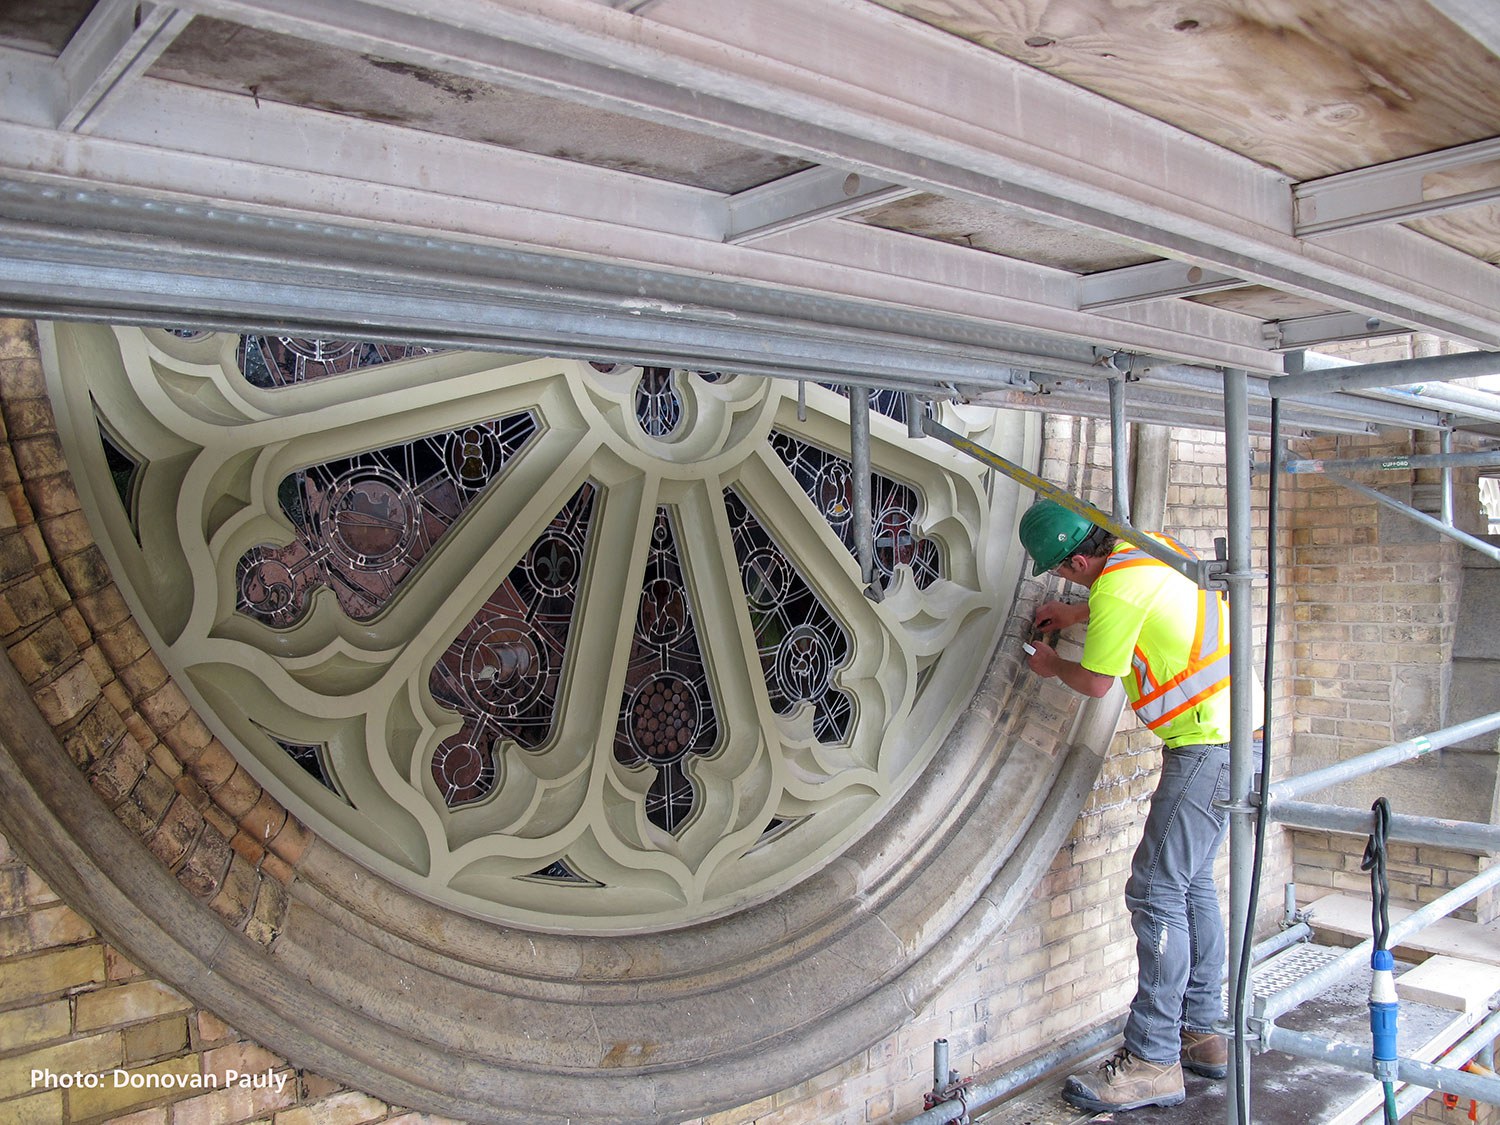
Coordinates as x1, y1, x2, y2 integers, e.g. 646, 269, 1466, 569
1109, 376, 1132, 524
1267, 711, 1500, 802
1325, 472, 1500, 562
1258, 449, 1500, 475
1223, 368, 1258, 1125
849, 384, 875, 584
919, 417, 1222, 589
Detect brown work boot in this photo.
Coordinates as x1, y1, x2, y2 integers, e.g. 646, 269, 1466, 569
1062, 1047, 1186, 1112
1180, 1029, 1229, 1079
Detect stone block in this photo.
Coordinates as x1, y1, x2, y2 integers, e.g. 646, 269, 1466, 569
146, 796, 204, 870
273, 1091, 389, 1125
75, 980, 192, 1031
68, 1055, 203, 1120
0, 944, 106, 1005
208, 854, 258, 928
54, 544, 114, 599
90, 738, 149, 807
0, 1088, 65, 1124
177, 829, 232, 900
0, 1032, 123, 1099
0, 999, 70, 1051
7, 618, 79, 685
31, 660, 102, 728
123, 1016, 190, 1064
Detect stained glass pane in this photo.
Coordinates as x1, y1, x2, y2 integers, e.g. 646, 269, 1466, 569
634, 367, 683, 437
768, 430, 942, 588
612, 508, 719, 834
273, 737, 345, 800
97, 422, 141, 535
724, 488, 854, 742
523, 859, 600, 886
427, 483, 597, 806
236, 412, 537, 626
237, 335, 449, 388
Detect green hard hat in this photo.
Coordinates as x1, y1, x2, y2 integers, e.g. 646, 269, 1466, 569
1019, 500, 1095, 575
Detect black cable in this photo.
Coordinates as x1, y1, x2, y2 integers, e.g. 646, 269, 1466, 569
1361, 797, 1392, 953
1231, 397, 1281, 1123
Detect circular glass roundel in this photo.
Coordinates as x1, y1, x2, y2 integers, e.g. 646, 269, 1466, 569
52, 327, 1028, 932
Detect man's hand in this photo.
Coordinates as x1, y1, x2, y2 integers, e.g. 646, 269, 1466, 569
1033, 600, 1088, 632
1025, 640, 1115, 698
1025, 639, 1064, 678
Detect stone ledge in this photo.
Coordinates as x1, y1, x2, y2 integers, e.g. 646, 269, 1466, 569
1301, 891, 1500, 967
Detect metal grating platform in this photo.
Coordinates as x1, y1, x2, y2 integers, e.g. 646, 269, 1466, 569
971, 943, 1470, 1125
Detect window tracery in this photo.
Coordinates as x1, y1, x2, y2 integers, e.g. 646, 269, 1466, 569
56, 327, 1016, 930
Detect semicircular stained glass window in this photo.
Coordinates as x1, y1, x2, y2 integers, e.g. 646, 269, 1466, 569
52, 328, 1023, 932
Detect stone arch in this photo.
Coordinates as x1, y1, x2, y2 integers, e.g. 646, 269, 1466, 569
0, 317, 1118, 1123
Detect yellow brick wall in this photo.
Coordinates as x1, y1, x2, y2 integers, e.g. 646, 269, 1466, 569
0, 828, 457, 1125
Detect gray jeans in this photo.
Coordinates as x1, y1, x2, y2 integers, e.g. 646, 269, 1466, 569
1122, 740, 1237, 1063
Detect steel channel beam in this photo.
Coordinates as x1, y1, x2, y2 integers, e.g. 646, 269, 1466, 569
1293, 136, 1500, 238
1268, 712, 1500, 802
1266, 799, 1500, 854
725, 165, 920, 244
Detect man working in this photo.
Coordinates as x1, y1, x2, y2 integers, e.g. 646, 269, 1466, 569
1018, 499, 1261, 1112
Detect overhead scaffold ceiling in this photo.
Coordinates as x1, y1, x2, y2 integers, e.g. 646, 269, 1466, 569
0, 0, 1498, 433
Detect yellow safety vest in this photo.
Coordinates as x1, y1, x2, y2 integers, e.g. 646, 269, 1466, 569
1099, 535, 1232, 735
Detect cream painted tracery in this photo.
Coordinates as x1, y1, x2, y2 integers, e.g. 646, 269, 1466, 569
48, 323, 1020, 932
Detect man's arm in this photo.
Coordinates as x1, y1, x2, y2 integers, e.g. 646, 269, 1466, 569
1025, 641, 1116, 697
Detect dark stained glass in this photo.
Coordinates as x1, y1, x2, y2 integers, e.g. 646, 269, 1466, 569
634, 367, 682, 437
768, 430, 942, 588
236, 412, 536, 626
427, 483, 597, 806
522, 859, 600, 886
237, 335, 447, 387
612, 508, 719, 834
724, 488, 854, 743
273, 737, 345, 800
97, 422, 141, 537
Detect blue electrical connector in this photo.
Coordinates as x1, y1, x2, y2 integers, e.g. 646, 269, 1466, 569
1369, 947, 1399, 1082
